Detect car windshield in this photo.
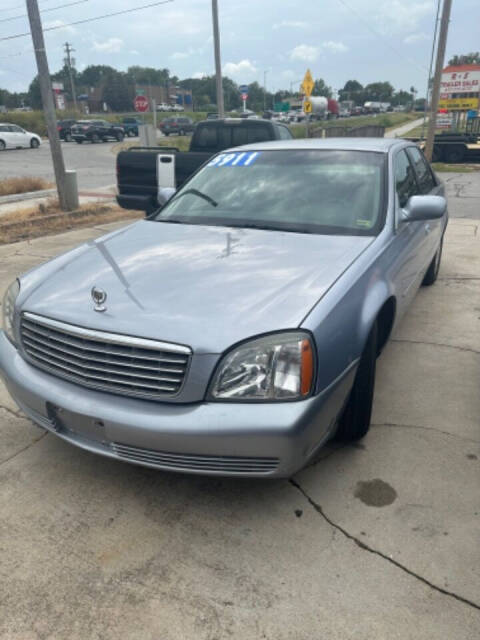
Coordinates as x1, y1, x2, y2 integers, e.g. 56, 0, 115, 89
154, 149, 386, 236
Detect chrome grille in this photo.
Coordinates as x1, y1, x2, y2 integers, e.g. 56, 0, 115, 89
112, 442, 279, 474
20, 312, 191, 400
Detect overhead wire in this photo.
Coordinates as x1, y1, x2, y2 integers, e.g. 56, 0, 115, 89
0, 0, 90, 24
0, 0, 175, 42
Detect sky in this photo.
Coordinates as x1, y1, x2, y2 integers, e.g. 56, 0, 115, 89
0, 0, 479, 96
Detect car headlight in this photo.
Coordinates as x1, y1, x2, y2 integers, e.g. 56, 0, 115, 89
209, 332, 315, 401
2, 280, 20, 345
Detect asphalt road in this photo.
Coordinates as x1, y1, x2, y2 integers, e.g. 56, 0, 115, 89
0, 139, 120, 192
0, 190, 479, 637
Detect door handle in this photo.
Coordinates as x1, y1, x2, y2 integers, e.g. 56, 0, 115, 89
425, 223, 431, 234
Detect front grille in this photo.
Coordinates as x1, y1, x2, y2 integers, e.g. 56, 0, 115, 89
20, 312, 191, 400
112, 442, 279, 474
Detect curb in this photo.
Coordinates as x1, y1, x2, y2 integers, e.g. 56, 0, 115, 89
0, 188, 56, 205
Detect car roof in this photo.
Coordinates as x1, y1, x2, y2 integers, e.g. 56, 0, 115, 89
228, 137, 408, 153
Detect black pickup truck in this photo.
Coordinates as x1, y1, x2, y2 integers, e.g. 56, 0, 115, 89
117, 118, 293, 213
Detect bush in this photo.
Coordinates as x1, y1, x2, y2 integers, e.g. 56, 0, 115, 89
2, 110, 82, 137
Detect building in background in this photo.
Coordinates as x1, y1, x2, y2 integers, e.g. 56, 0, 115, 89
439, 63, 480, 128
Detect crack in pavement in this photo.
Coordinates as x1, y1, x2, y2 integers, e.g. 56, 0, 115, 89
289, 477, 480, 612
371, 422, 480, 444
0, 431, 47, 467
0, 403, 26, 420
391, 338, 480, 356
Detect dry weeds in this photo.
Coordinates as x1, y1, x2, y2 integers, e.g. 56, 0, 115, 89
0, 200, 142, 245
0, 176, 53, 197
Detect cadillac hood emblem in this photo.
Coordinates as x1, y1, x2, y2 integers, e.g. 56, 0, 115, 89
91, 286, 107, 312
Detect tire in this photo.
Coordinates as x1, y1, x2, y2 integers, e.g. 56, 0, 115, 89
91, 133, 99, 143
422, 238, 443, 286
30, 138, 39, 148
128, 130, 135, 137
76, 139, 83, 144
335, 322, 377, 441
0, 140, 5, 151
444, 145, 465, 163
179, 129, 185, 136
115, 132, 124, 142
64, 132, 72, 142
164, 132, 169, 136
431, 145, 442, 162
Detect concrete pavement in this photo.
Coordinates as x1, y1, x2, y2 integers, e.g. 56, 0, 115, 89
0, 193, 479, 638
385, 116, 426, 138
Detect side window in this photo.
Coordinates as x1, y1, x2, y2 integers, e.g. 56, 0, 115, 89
10, 125, 22, 132
407, 146, 436, 194
394, 150, 418, 208
231, 126, 248, 146
278, 125, 293, 140
194, 125, 218, 150
247, 125, 270, 143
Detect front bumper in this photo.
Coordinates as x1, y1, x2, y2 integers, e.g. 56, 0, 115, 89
0, 332, 354, 477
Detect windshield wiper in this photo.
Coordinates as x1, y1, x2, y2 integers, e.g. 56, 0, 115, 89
171, 188, 218, 208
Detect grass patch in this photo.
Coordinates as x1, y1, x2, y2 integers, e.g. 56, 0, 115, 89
432, 162, 480, 173
0, 176, 53, 196
0, 199, 142, 245
290, 112, 419, 138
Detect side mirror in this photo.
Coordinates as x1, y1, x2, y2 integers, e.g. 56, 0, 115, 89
401, 195, 447, 223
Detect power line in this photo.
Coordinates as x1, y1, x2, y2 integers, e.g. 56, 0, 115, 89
0, 0, 175, 42
333, 0, 429, 73
0, 0, 89, 24
3, 0, 57, 12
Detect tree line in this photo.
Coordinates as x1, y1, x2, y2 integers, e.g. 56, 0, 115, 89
2, 52, 477, 113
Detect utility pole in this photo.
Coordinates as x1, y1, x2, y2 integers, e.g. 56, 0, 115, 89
263, 69, 268, 112
26, 0, 69, 210
64, 42, 78, 112
424, 0, 453, 161
211, 0, 225, 117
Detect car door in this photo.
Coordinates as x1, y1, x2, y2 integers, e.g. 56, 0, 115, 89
7, 125, 28, 148
406, 146, 444, 267
390, 147, 430, 316
0, 125, 12, 148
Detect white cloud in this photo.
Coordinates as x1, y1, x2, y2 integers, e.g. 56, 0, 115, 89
92, 37, 123, 53
376, 1, 434, 34
171, 51, 189, 60
223, 59, 257, 78
290, 45, 319, 62
273, 20, 308, 30
43, 19, 75, 34
281, 69, 296, 79
129, 50, 140, 56
192, 72, 208, 79
322, 40, 348, 53
404, 32, 429, 44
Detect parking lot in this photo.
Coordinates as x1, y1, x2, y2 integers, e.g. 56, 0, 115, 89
0, 172, 479, 639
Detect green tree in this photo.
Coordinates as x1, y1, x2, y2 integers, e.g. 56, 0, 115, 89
364, 82, 394, 102
76, 65, 116, 89
338, 80, 363, 104
312, 78, 332, 98
391, 90, 413, 106
448, 52, 480, 65
27, 76, 42, 110
102, 70, 134, 112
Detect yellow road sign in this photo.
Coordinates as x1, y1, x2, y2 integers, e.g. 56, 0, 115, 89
438, 97, 479, 111
303, 100, 312, 113
301, 69, 314, 97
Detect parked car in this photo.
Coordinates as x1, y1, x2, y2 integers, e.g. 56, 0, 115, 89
71, 120, 124, 144
156, 103, 172, 112
121, 117, 143, 137
171, 105, 185, 112
159, 117, 195, 136
0, 139, 447, 477
0, 123, 41, 150
56, 119, 77, 142
117, 118, 293, 213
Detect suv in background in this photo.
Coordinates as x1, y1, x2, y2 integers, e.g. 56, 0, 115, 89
159, 117, 195, 136
121, 117, 142, 137
71, 120, 125, 144
57, 119, 77, 142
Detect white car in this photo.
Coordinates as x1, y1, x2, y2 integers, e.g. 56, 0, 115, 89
0, 123, 41, 150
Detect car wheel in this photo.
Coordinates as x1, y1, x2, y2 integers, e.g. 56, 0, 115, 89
335, 322, 377, 441
30, 138, 40, 148
116, 132, 124, 142
65, 132, 72, 142
164, 132, 169, 136
91, 133, 99, 143
179, 129, 185, 136
0, 140, 5, 151
422, 237, 443, 286
444, 145, 465, 163
75, 139, 83, 144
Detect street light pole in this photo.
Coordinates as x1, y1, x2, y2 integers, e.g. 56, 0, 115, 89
26, 0, 69, 210
264, 69, 269, 112
424, 0, 453, 161
211, 0, 225, 117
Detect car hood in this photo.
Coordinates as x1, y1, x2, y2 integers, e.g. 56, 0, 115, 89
22, 221, 373, 353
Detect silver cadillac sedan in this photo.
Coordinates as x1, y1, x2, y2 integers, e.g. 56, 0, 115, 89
0, 139, 447, 477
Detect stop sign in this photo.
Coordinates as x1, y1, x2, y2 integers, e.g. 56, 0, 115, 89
134, 95, 149, 112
